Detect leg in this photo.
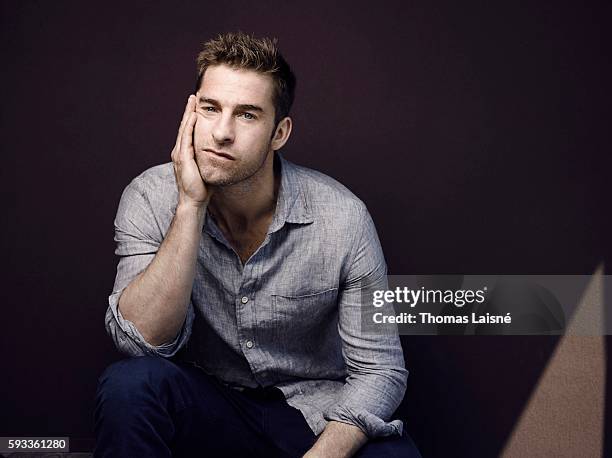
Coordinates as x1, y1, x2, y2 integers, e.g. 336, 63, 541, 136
94, 356, 177, 457
354, 428, 422, 458
93, 356, 277, 457
249, 389, 420, 458
249, 387, 318, 457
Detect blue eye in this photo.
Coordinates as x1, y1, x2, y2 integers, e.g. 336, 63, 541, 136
242, 112, 255, 120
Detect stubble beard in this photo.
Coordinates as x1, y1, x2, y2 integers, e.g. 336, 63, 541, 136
195, 144, 273, 189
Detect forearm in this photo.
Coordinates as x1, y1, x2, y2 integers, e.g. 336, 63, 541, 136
303, 421, 367, 458
118, 202, 206, 345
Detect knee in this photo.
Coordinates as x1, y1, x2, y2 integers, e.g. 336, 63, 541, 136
356, 430, 422, 458
96, 356, 181, 403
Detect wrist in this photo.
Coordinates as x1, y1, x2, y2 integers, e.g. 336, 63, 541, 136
176, 200, 207, 220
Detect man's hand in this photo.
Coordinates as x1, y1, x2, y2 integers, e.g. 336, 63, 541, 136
171, 94, 211, 209
117, 95, 210, 347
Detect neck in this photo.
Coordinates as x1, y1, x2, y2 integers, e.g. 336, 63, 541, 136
208, 151, 280, 231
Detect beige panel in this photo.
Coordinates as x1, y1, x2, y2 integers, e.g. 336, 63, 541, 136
501, 266, 605, 458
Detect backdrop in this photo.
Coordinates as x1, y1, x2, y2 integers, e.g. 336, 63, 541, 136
2, 1, 610, 456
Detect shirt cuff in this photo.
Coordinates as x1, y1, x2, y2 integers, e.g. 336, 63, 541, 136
105, 289, 194, 357
323, 404, 404, 438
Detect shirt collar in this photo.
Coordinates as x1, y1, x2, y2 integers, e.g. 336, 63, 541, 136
267, 153, 314, 234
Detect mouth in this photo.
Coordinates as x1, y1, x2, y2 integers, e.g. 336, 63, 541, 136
203, 149, 235, 161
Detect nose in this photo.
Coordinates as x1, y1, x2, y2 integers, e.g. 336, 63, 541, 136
211, 113, 235, 145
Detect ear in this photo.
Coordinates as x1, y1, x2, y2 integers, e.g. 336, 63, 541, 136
270, 116, 293, 151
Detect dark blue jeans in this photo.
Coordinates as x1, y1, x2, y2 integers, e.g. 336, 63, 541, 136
94, 356, 421, 457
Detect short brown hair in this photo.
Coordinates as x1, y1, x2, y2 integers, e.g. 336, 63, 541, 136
195, 31, 296, 126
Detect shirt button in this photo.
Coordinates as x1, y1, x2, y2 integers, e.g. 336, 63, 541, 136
241, 296, 249, 304
246, 340, 254, 349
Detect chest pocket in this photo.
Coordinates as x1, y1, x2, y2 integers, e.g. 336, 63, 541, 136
271, 287, 339, 341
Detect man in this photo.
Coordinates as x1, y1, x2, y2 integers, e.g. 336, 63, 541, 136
95, 32, 421, 457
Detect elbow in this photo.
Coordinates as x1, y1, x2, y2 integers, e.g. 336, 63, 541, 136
117, 289, 184, 347
399, 368, 408, 398
117, 294, 163, 346
119, 309, 175, 348
104, 309, 146, 357
143, 330, 177, 347
106, 289, 193, 358
385, 365, 408, 400
104, 307, 183, 357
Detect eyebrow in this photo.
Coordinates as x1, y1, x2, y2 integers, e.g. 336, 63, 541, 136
198, 96, 264, 113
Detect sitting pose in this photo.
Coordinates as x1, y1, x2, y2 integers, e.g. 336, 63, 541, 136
95, 31, 420, 458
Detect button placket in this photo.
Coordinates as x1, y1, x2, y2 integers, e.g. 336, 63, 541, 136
237, 257, 265, 377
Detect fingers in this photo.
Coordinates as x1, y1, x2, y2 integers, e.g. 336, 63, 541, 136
179, 112, 197, 163
172, 95, 196, 160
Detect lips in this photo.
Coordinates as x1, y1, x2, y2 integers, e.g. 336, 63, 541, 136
204, 149, 235, 160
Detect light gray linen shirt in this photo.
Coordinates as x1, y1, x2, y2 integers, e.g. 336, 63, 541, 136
105, 153, 408, 438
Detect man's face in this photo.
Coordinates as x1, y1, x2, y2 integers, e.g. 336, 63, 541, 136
193, 64, 278, 187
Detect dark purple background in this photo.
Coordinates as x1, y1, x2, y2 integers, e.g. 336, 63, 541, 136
1, 1, 610, 455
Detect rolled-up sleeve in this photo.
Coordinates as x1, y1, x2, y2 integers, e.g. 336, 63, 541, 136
323, 203, 408, 438
105, 177, 194, 357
